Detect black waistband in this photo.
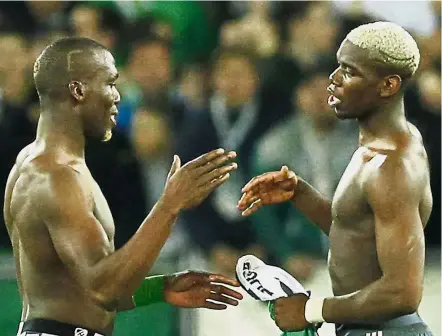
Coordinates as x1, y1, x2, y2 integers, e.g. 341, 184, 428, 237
336, 312, 425, 331
20, 318, 106, 336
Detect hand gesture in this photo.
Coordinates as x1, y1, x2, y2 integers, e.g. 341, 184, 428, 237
162, 149, 237, 213
237, 165, 297, 216
163, 271, 243, 310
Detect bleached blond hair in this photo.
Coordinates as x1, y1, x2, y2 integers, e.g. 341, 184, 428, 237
346, 21, 420, 78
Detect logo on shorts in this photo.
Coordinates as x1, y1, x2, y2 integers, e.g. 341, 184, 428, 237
74, 328, 88, 336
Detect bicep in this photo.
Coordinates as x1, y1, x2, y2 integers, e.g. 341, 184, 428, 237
367, 165, 425, 290
38, 169, 111, 285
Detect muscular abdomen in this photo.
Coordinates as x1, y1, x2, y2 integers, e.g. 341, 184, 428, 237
328, 219, 383, 296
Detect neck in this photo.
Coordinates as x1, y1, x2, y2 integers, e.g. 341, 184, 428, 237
35, 101, 85, 159
358, 96, 409, 149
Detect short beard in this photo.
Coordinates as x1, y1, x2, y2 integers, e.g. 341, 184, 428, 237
102, 128, 112, 142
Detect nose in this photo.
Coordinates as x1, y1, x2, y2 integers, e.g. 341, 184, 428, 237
113, 87, 121, 105
329, 68, 340, 86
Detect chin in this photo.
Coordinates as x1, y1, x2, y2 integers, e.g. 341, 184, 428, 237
102, 128, 113, 142
334, 106, 357, 120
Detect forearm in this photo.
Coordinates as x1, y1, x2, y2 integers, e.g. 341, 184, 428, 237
89, 199, 178, 309
291, 178, 332, 235
322, 278, 419, 324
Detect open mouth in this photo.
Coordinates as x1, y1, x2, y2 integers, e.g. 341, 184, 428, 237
110, 113, 118, 126
328, 95, 342, 107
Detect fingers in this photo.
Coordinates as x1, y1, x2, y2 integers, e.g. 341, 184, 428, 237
237, 191, 259, 211
210, 284, 243, 301
200, 172, 231, 193
166, 155, 181, 181
282, 165, 297, 182
241, 172, 280, 193
209, 291, 240, 307
197, 151, 237, 175
208, 274, 241, 287
197, 162, 238, 186
204, 301, 227, 310
241, 198, 263, 216
186, 148, 230, 169
242, 167, 296, 193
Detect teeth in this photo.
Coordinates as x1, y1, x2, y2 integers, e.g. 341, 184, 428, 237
328, 95, 341, 107
110, 115, 116, 124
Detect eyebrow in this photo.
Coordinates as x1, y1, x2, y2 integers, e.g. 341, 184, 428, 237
340, 61, 363, 75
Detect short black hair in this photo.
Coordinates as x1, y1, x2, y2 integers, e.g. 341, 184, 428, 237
34, 37, 107, 99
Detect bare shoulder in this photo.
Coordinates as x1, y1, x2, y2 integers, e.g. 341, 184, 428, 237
31, 160, 90, 214
8, 148, 90, 221
364, 136, 429, 200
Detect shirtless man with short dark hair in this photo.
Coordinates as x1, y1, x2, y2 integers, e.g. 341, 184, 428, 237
238, 22, 433, 336
4, 37, 242, 336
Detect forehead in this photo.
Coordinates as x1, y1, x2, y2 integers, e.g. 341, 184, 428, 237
91, 50, 118, 78
336, 39, 373, 71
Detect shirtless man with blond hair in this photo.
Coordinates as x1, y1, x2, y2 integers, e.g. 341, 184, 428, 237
238, 21, 433, 336
4, 37, 243, 336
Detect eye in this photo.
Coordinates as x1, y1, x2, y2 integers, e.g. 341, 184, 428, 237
341, 66, 353, 78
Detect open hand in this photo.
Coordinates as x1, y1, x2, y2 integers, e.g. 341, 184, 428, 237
163, 271, 243, 310
163, 149, 237, 213
237, 165, 297, 216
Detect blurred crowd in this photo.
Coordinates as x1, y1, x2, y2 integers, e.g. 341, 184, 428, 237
0, 1, 440, 283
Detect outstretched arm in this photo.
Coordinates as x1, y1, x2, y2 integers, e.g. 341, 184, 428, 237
290, 178, 332, 235
37, 149, 237, 311
116, 271, 243, 312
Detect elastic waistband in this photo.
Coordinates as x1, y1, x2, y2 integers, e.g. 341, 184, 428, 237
336, 312, 425, 330
18, 318, 106, 336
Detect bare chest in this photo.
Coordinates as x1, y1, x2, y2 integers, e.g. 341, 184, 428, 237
328, 148, 388, 293
81, 170, 115, 243
332, 148, 368, 226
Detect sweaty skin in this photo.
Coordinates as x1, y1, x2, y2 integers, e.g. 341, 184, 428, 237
238, 38, 433, 328
327, 134, 432, 318
4, 144, 120, 333
4, 40, 241, 335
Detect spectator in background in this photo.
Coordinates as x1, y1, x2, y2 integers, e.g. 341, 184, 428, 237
0, 32, 34, 248
404, 26, 441, 247
0, 1, 72, 38
330, 0, 438, 37
172, 64, 208, 113
70, 3, 126, 66
260, 2, 341, 110
117, 32, 174, 134
250, 71, 358, 282
219, 2, 280, 59
177, 48, 288, 276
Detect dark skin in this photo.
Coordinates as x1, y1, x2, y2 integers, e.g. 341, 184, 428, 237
4, 45, 242, 335
238, 40, 432, 332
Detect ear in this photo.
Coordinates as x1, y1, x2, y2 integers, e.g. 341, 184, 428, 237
68, 81, 86, 103
380, 75, 402, 98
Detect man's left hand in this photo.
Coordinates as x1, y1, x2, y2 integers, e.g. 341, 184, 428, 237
163, 271, 243, 309
274, 294, 310, 331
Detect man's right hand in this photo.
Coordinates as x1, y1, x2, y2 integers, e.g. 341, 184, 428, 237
237, 165, 298, 216
161, 148, 237, 213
